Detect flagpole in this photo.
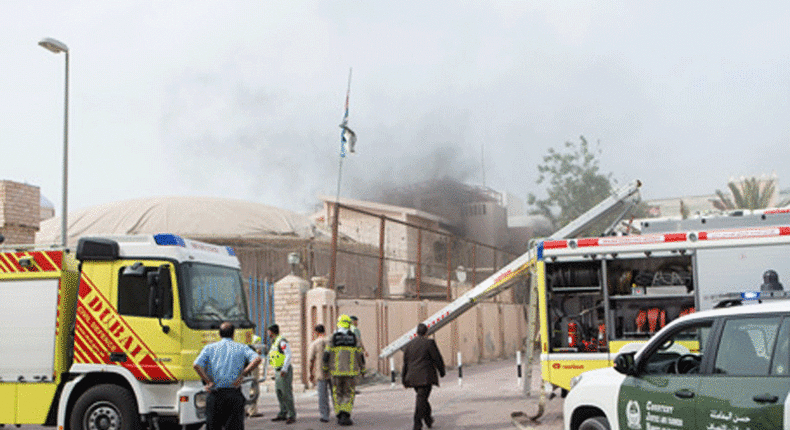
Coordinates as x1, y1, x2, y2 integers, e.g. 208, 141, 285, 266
335, 156, 344, 203
330, 67, 352, 291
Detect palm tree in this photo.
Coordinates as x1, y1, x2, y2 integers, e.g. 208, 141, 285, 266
712, 177, 776, 210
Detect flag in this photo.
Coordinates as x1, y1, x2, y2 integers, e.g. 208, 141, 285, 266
339, 68, 356, 158
340, 124, 356, 156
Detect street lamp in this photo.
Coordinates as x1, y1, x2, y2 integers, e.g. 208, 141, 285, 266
39, 37, 69, 247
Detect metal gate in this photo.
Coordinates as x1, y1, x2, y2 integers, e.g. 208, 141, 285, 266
247, 277, 274, 348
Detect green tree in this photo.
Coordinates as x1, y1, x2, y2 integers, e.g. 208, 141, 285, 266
528, 136, 613, 231
712, 177, 777, 210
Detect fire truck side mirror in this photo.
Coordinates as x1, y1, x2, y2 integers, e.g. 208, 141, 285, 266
147, 265, 173, 333
614, 352, 637, 376
157, 264, 172, 296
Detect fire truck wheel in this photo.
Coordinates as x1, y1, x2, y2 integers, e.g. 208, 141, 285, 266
71, 384, 141, 430
578, 416, 610, 430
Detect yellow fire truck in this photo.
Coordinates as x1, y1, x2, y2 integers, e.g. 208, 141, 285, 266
0, 234, 255, 430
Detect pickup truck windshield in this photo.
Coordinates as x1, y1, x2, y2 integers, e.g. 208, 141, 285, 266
181, 262, 253, 329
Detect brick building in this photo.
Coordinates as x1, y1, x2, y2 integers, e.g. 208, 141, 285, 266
0, 180, 41, 244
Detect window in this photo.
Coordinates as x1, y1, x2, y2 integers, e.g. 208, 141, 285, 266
182, 263, 248, 324
641, 320, 712, 375
771, 319, 790, 376
714, 316, 780, 376
118, 264, 172, 318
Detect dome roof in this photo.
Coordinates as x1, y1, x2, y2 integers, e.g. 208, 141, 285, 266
36, 196, 316, 246
40, 194, 54, 209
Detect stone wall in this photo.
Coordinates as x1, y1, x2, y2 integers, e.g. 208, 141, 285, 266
266, 272, 528, 391
337, 298, 528, 375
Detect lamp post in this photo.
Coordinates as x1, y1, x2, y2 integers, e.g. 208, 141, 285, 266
39, 37, 69, 247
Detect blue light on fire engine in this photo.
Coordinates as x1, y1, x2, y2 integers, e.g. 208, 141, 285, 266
154, 234, 186, 247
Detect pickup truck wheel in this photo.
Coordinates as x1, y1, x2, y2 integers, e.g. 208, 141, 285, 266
71, 384, 141, 430
579, 416, 610, 430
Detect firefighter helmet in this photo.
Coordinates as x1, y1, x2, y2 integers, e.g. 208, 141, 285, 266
338, 314, 353, 329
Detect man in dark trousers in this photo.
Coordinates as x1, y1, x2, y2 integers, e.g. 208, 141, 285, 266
402, 323, 445, 430
193, 322, 262, 430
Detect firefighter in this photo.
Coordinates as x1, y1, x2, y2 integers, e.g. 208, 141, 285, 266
323, 314, 365, 426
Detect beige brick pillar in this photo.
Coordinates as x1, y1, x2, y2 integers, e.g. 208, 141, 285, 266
267, 274, 310, 393
0, 180, 40, 245
305, 280, 337, 388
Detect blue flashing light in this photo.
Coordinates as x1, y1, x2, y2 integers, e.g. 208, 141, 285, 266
226, 246, 236, 256
154, 234, 186, 247
741, 291, 760, 301
537, 241, 544, 260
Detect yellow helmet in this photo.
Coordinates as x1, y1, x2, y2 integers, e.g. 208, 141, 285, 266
337, 314, 352, 329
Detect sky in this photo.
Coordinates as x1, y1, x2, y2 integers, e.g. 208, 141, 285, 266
2, 1, 789, 217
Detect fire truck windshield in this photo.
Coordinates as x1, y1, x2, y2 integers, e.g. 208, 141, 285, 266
181, 262, 253, 329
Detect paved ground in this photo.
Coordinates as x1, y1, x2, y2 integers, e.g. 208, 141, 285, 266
248, 359, 564, 430
17, 359, 563, 430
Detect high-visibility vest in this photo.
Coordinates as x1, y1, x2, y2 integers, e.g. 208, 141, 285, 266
268, 335, 287, 368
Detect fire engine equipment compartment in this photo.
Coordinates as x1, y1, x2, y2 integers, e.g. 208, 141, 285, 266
545, 253, 695, 353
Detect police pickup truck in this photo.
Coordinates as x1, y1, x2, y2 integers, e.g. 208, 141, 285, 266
564, 299, 790, 430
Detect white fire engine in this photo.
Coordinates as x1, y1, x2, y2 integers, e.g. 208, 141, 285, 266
381, 180, 790, 419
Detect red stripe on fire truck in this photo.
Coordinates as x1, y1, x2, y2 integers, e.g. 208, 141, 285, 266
0, 257, 10, 272
0, 253, 23, 272
75, 310, 150, 381
30, 251, 58, 272
12, 252, 38, 272
543, 240, 568, 249
543, 233, 689, 250
74, 291, 160, 381
76, 274, 175, 381
596, 234, 684, 246
74, 321, 106, 364
698, 227, 790, 241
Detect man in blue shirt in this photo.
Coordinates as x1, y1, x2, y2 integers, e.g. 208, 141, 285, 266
194, 322, 262, 430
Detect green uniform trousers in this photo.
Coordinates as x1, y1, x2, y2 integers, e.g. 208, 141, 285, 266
274, 366, 296, 419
